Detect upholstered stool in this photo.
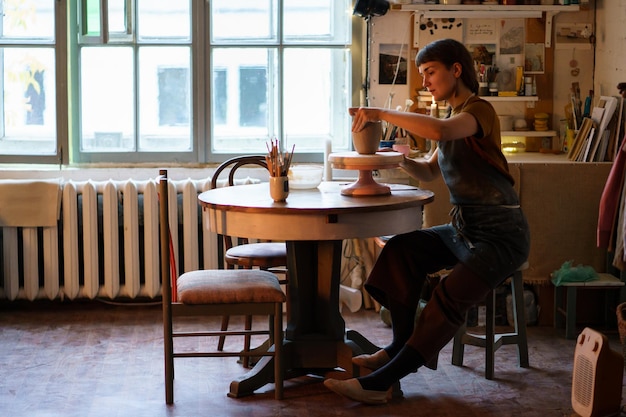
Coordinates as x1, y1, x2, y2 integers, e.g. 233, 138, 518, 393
451, 262, 529, 380
554, 272, 624, 339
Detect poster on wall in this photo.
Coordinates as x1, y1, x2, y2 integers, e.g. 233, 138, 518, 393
499, 19, 524, 55
496, 19, 524, 92
414, 17, 463, 47
496, 54, 523, 92
555, 23, 593, 49
378, 44, 408, 85
465, 19, 496, 43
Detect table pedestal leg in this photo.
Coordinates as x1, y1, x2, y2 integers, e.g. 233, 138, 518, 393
227, 239, 387, 398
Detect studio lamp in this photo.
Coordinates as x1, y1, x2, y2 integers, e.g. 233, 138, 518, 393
353, 0, 390, 107
353, 0, 389, 18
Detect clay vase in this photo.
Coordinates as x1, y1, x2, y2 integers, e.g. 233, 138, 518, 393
352, 122, 382, 154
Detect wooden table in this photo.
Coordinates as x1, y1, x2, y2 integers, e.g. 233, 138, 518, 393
198, 181, 434, 397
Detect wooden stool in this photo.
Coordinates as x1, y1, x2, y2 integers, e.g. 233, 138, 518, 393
554, 272, 624, 339
451, 262, 529, 380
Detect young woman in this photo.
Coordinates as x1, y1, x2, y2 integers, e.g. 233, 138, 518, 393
324, 38, 530, 404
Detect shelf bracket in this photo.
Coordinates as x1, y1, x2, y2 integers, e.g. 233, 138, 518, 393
545, 11, 558, 48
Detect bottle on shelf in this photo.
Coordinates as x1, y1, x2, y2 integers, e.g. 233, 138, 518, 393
525, 77, 533, 97
430, 97, 438, 119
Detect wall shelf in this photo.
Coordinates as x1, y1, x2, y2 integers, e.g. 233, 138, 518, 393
484, 96, 539, 103
502, 130, 556, 137
391, 4, 580, 13
392, 3, 581, 48
417, 95, 539, 103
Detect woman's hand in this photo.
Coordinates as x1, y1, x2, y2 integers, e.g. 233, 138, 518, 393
349, 107, 382, 132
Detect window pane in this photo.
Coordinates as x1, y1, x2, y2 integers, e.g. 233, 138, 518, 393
137, 0, 190, 40
211, 0, 277, 43
0, 47, 56, 155
80, 47, 134, 151
82, 0, 102, 37
283, 48, 351, 152
283, 0, 350, 44
108, 0, 128, 34
1, 0, 55, 39
211, 48, 278, 153
138, 47, 191, 152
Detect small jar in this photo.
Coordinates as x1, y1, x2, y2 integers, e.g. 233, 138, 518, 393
488, 82, 498, 96
478, 82, 489, 96
524, 77, 533, 96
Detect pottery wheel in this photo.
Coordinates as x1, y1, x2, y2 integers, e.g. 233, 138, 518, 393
328, 151, 404, 196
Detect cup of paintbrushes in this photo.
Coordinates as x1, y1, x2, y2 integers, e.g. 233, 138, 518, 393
269, 175, 289, 202
266, 142, 293, 202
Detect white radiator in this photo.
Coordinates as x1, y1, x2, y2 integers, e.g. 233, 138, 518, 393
0, 177, 218, 301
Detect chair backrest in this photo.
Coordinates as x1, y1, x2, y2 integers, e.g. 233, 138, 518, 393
210, 156, 270, 269
210, 155, 268, 190
158, 169, 176, 304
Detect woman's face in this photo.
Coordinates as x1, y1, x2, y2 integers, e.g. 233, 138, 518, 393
418, 61, 458, 102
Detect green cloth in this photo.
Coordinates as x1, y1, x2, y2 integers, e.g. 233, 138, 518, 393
551, 260, 599, 286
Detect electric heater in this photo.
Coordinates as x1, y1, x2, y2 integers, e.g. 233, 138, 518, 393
571, 327, 623, 417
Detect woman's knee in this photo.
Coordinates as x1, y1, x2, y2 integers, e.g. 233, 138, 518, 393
435, 264, 492, 319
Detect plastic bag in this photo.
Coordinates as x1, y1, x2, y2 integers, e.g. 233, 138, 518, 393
551, 260, 599, 286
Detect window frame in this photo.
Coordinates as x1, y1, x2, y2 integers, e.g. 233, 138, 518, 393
0, 0, 68, 165
0, 0, 363, 166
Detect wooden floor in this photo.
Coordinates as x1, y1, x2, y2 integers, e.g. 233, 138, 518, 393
1, 300, 625, 417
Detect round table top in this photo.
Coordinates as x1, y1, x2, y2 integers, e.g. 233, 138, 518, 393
198, 182, 434, 241
198, 182, 434, 215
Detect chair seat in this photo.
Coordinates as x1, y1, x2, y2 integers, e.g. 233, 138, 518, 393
225, 242, 287, 267
178, 269, 286, 305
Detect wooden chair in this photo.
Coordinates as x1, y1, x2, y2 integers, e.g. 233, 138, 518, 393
159, 169, 285, 403
451, 262, 530, 380
210, 155, 288, 366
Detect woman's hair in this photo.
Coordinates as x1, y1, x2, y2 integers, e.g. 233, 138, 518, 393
416, 38, 479, 94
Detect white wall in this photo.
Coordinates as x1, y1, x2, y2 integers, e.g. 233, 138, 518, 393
552, 7, 595, 128
594, 0, 626, 97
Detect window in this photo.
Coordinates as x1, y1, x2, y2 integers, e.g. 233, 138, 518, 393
0, 0, 59, 162
0, 0, 358, 164
76, 0, 193, 161
209, 0, 353, 158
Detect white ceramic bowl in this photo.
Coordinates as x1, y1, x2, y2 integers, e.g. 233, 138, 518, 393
288, 165, 324, 189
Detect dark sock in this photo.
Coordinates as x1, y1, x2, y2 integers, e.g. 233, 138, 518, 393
359, 345, 425, 391
384, 303, 417, 358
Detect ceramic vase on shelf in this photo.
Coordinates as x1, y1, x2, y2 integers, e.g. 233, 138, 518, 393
269, 176, 289, 202
352, 121, 382, 154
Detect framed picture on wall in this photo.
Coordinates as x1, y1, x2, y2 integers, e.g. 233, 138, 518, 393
467, 43, 497, 66
524, 43, 545, 74
378, 43, 408, 85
